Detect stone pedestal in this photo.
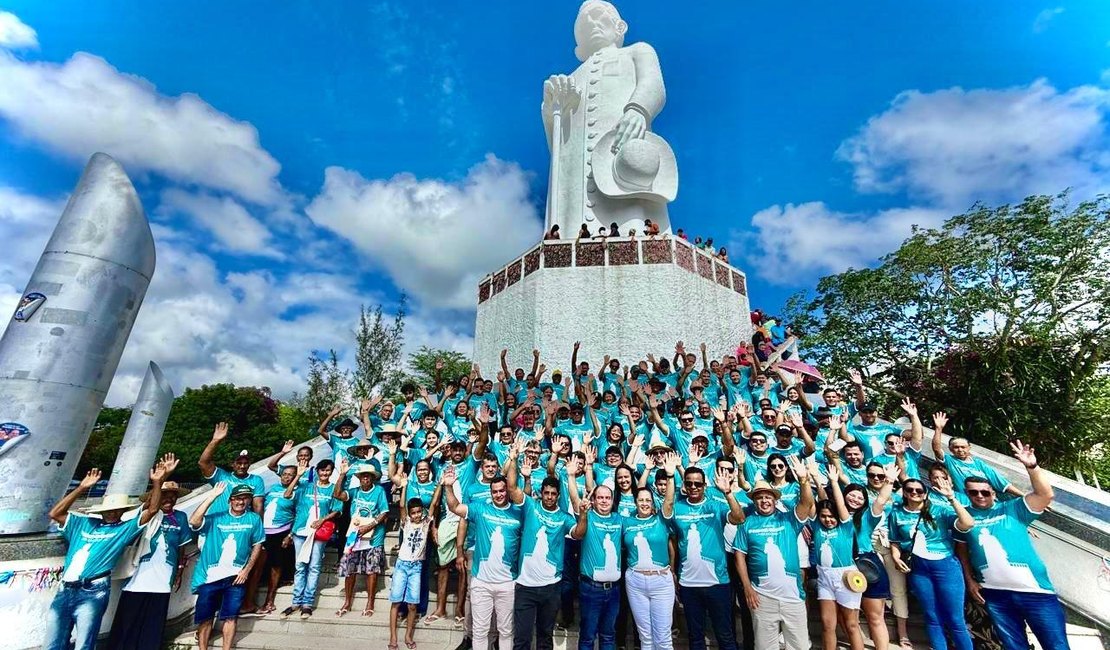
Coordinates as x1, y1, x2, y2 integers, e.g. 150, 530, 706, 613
474, 237, 752, 374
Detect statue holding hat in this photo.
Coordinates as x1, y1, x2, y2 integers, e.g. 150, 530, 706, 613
542, 0, 678, 239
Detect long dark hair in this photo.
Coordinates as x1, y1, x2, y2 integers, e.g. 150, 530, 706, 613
765, 453, 795, 484
843, 483, 869, 531
902, 478, 936, 529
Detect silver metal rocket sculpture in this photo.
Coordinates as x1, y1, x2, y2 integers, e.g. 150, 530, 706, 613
0, 153, 155, 535
104, 361, 173, 499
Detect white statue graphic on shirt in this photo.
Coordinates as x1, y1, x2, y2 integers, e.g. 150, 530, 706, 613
209, 534, 241, 581
477, 525, 508, 582
977, 528, 1038, 590
519, 527, 557, 584
62, 544, 91, 582
263, 497, 278, 527
818, 540, 834, 568
596, 531, 621, 581
631, 531, 659, 570
760, 537, 800, 599
680, 524, 717, 584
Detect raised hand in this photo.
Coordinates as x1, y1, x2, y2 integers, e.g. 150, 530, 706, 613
933, 412, 949, 430
848, 369, 863, 386
787, 411, 803, 428
899, 398, 917, 417
500, 348, 508, 360
160, 453, 180, 476
710, 407, 726, 423
584, 446, 598, 466
788, 456, 809, 482
150, 462, 167, 483
932, 474, 954, 497
1010, 440, 1038, 468
521, 456, 535, 478
210, 481, 228, 496
825, 463, 840, 484
281, 440, 295, 455
79, 468, 102, 489
713, 467, 732, 492
573, 341, 581, 351
664, 451, 682, 473
737, 401, 752, 419
329, 404, 343, 417
338, 457, 350, 475
441, 466, 457, 486
360, 398, 372, 416
212, 422, 229, 441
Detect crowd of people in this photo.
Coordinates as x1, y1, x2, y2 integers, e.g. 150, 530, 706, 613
540, 223, 729, 263
43, 338, 1071, 650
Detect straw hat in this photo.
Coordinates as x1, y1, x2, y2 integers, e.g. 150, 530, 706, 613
85, 493, 140, 513
747, 480, 781, 500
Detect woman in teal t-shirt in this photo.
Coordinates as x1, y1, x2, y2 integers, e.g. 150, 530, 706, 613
839, 465, 896, 650
284, 459, 341, 618
621, 486, 674, 650
888, 477, 975, 650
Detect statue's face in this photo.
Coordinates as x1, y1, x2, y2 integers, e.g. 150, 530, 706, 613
574, 4, 623, 53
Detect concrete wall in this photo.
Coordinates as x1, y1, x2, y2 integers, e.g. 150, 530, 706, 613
474, 237, 753, 375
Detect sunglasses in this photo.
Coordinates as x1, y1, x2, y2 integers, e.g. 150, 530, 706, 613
903, 487, 927, 496
679, 418, 694, 423
966, 489, 993, 497
750, 438, 767, 444
866, 473, 885, 480
684, 481, 705, 489
769, 464, 787, 469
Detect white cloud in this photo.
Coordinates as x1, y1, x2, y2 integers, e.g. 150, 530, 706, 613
836, 79, 1110, 205
306, 155, 543, 309
158, 188, 280, 257
0, 11, 37, 49
1033, 7, 1064, 33
0, 187, 63, 309
737, 202, 948, 282
0, 50, 285, 206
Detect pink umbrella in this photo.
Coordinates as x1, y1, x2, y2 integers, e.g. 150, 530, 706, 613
778, 358, 824, 382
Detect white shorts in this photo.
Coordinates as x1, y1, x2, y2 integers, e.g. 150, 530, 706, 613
816, 565, 863, 609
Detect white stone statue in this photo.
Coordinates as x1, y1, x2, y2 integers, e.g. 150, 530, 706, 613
542, 0, 678, 239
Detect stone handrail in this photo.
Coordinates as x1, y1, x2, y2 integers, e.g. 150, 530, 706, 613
477, 236, 748, 304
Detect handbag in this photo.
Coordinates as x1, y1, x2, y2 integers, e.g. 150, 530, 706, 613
901, 511, 925, 572
850, 525, 880, 589
311, 485, 336, 542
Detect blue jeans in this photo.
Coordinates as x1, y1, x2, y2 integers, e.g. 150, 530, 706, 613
42, 576, 111, 650
680, 583, 738, 650
578, 577, 621, 650
982, 589, 1070, 650
907, 555, 973, 650
292, 534, 326, 607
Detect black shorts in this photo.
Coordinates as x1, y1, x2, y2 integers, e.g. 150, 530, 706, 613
263, 531, 292, 571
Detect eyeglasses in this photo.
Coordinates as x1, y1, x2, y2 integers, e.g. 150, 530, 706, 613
684, 481, 705, 489
966, 489, 993, 497
866, 473, 885, 480
903, 487, 926, 496
679, 418, 694, 423
769, 464, 786, 470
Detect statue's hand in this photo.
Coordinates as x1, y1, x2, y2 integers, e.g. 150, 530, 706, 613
543, 75, 578, 112
613, 108, 647, 153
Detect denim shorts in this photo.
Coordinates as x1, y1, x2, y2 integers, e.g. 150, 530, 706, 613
389, 560, 422, 604
194, 576, 246, 623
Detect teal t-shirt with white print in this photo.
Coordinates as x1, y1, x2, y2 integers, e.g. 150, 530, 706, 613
291, 482, 340, 535
622, 513, 671, 571
954, 498, 1054, 593
944, 455, 1012, 495
517, 497, 576, 587
580, 510, 624, 582
888, 505, 960, 559
346, 485, 389, 548
190, 511, 264, 592
60, 512, 145, 582
665, 497, 733, 587
812, 518, 856, 569
734, 509, 810, 602
467, 501, 524, 583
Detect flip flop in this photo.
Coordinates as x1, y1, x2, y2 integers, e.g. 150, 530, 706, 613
362, 608, 375, 617
453, 615, 465, 628
899, 637, 914, 649
423, 614, 441, 625
335, 606, 351, 617
388, 644, 398, 650
258, 604, 276, 615
405, 641, 416, 649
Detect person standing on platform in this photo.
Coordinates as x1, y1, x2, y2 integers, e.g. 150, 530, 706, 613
956, 441, 1071, 650
189, 483, 264, 650
567, 464, 624, 650
44, 465, 163, 650
108, 454, 191, 650
198, 422, 265, 516
622, 485, 676, 650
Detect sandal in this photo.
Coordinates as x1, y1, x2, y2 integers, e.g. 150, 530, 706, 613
388, 644, 398, 650
453, 615, 465, 628
362, 608, 375, 617
258, 604, 276, 615
899, 637, 913, 649
405, 641, 416, 649
280, 606, 299, 619
335, 606, 351, 617
300, 607, 314, 619
423, 614, 441, 625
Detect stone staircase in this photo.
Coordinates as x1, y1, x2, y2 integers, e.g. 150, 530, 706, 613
169, 528, 940, 650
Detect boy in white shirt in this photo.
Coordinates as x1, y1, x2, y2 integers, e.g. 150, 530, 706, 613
390, 498, 432, 650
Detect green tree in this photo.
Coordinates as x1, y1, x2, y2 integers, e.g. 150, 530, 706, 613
351, 296, 407, 399
303, 349, 350, 421
404, 346, 471, 390
785, 194, 1110, 476
77, 406, 131, 476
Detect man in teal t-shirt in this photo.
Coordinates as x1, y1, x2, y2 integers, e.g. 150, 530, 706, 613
189, 482, 264, 650
662, 455, 746, 650
44, 466, 162, 650
568, 474, 624, 650
197, 422, 266, 516
443, 466, 523, 650
734, 457, 815, 650
954, 441, 1068, 650
504, 446, 576, 650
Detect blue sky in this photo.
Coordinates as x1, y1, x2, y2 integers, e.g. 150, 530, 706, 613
0, 1, 1107, 403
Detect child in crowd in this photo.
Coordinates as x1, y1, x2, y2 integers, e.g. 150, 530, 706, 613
390, 498, 432, 650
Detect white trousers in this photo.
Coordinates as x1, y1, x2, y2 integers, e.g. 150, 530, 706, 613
876, 542, 909, 618
752, 593, 810, 650
470, 577, 515, 650
624, 569, 675, 650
